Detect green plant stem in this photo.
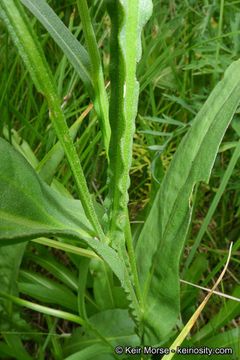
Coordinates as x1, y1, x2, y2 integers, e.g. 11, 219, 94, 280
47, 87, 106, 243
0, 291, 113, 351
31, 238, 101, 260
76, 0, 110, 156
182, 139, 240, 276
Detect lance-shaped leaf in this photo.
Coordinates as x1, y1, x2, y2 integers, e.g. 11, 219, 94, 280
19, 0, 93, 94
135, 59, 240, 344
104, 0, 152, 334
0, 138, 124, 284
105, 0, 152, 243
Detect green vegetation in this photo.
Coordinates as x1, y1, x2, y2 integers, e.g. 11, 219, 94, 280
0, 0, 239, 359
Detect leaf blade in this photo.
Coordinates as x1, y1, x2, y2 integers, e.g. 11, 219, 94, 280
20, 0, 94, 96
136, 59, 240, 343
0, 138, 125, 285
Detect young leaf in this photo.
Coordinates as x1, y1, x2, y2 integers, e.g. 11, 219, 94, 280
136, 59, 240, 343
105, 0, 152, 244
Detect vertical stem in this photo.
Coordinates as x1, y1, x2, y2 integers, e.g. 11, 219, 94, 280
76, 0, 110, 156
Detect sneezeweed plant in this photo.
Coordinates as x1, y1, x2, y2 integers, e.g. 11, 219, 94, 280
0, 0, 240, 359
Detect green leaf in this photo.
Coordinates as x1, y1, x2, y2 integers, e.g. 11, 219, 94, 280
104, 0, 152, 334
0, 243, 33, 360
90, 259, 115, 311
202, 328, 239, 360
19, 0, 93, 97
63, 309, 139, 356
78, 258, 90, 319
64, 344, 112, 360
0, 341, 33, 360
19, 270, 78, 312
136, 59, 240, 343
0, 138, 125, 286
25, 252, 79, 292
173, 328, 239, 360
0, 0, 106, 242
182, 138, 240, 274
20, 0, 110, 155
105, 0, 152, 244
181, 254, 209, 313
76, 0, 110, 154
0, 138, 95, 243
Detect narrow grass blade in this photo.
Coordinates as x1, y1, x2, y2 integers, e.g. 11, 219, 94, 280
0, 243, 31, 360
26, 252, 79, 292
191, 285, 240, 343
19, 0, 93, 97
19, 270, 78, 312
